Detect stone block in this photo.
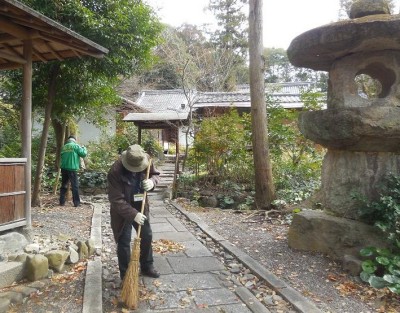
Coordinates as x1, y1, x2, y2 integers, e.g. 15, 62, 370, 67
66, 246, 79, 264
86, 238, 95, 256
45, 250, 69, 272
25, 254, 48, 281
288, 210, 387, 260
77, 241, 89, 260
0, 262, 24, 288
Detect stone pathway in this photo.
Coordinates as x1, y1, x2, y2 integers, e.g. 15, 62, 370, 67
0, 158, 324, 312
84, 159, 323, 313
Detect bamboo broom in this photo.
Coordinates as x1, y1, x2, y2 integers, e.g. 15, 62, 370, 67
120, 158, 152, 310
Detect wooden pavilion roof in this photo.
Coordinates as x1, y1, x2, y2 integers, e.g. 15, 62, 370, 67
0, 0, 108, 70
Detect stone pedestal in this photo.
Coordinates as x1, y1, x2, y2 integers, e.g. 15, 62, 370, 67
288, 210, 387, 260
321, 150, 400, 219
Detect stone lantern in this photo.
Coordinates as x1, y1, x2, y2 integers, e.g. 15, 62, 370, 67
287, 0, 396, 263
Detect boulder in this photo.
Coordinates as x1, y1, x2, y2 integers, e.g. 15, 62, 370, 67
0, 232, 28, 256
199, 195, 219, 208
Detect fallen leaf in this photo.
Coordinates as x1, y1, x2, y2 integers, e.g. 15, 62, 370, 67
153, 239, 185, 254
326, 274, 338, 282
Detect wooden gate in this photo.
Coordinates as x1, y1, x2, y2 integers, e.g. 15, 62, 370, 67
0, 158, 27, 232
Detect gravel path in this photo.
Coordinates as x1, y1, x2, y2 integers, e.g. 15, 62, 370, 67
180, 201, 399, 313
5, 194, 93, 313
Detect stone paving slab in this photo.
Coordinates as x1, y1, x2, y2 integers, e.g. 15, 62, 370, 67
167, 217, 188, 232
153, 231, 197, 242
144, 272, 221, 292
149, 290, 190, 310
153, 255, 174, 275
151, 217, 168, 224
182, 240, 213, 257
167, 256, 225, 274
150, 207, 176, 218
151, 222, 177, 233
193, 288, 241, 306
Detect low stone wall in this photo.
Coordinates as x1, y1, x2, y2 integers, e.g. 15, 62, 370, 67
0, 230, 96, 289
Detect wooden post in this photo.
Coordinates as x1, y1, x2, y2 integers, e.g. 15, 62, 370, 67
249, 0, 275, 209
172, 126, 179, 198
21, 40, 32, 227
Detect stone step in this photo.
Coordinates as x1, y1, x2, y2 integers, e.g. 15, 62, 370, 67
0, 262, 24, 289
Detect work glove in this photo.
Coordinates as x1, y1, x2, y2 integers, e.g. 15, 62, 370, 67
142, 179, 154, 191
134, 212, 147, 225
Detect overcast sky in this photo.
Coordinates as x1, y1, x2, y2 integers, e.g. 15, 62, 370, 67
146, 0, 342, 49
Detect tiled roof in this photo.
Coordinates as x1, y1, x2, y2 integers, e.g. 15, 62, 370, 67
136, 89, 190, 113
131, 82, 323, 114
124, 112, 189, 122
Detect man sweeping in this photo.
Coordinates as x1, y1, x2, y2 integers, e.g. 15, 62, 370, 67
107, 144, 161, 280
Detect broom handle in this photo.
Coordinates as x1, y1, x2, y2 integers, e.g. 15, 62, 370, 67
136, 158, 152, 238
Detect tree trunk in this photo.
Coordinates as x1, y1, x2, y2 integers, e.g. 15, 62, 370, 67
31, 65, 60, 207
182, 109, 192, 172
52, 120, 66, 194
249, 0, 275, 209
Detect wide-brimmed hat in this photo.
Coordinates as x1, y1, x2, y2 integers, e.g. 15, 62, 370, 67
121, 144, 149, 172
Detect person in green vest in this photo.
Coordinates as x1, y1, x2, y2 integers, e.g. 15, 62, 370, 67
59, 135, 87, 207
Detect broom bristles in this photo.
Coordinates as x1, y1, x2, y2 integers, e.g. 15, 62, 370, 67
120, 237, 141, 309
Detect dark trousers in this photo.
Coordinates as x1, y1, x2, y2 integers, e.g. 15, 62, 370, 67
59, 169, 81, 207
117, 219, 154, 280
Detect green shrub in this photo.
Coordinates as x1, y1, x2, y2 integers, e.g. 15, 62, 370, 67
358, 174, 400, 294
142, 137, 164, 158
0, 102, 20, 157
79, 171, 107, 188
188, 108, 253, 184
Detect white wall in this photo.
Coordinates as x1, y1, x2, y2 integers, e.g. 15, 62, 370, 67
32, 111, 116, 145
77, 117, 116, 145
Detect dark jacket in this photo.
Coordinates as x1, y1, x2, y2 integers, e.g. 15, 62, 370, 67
107, 157, 160, 242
